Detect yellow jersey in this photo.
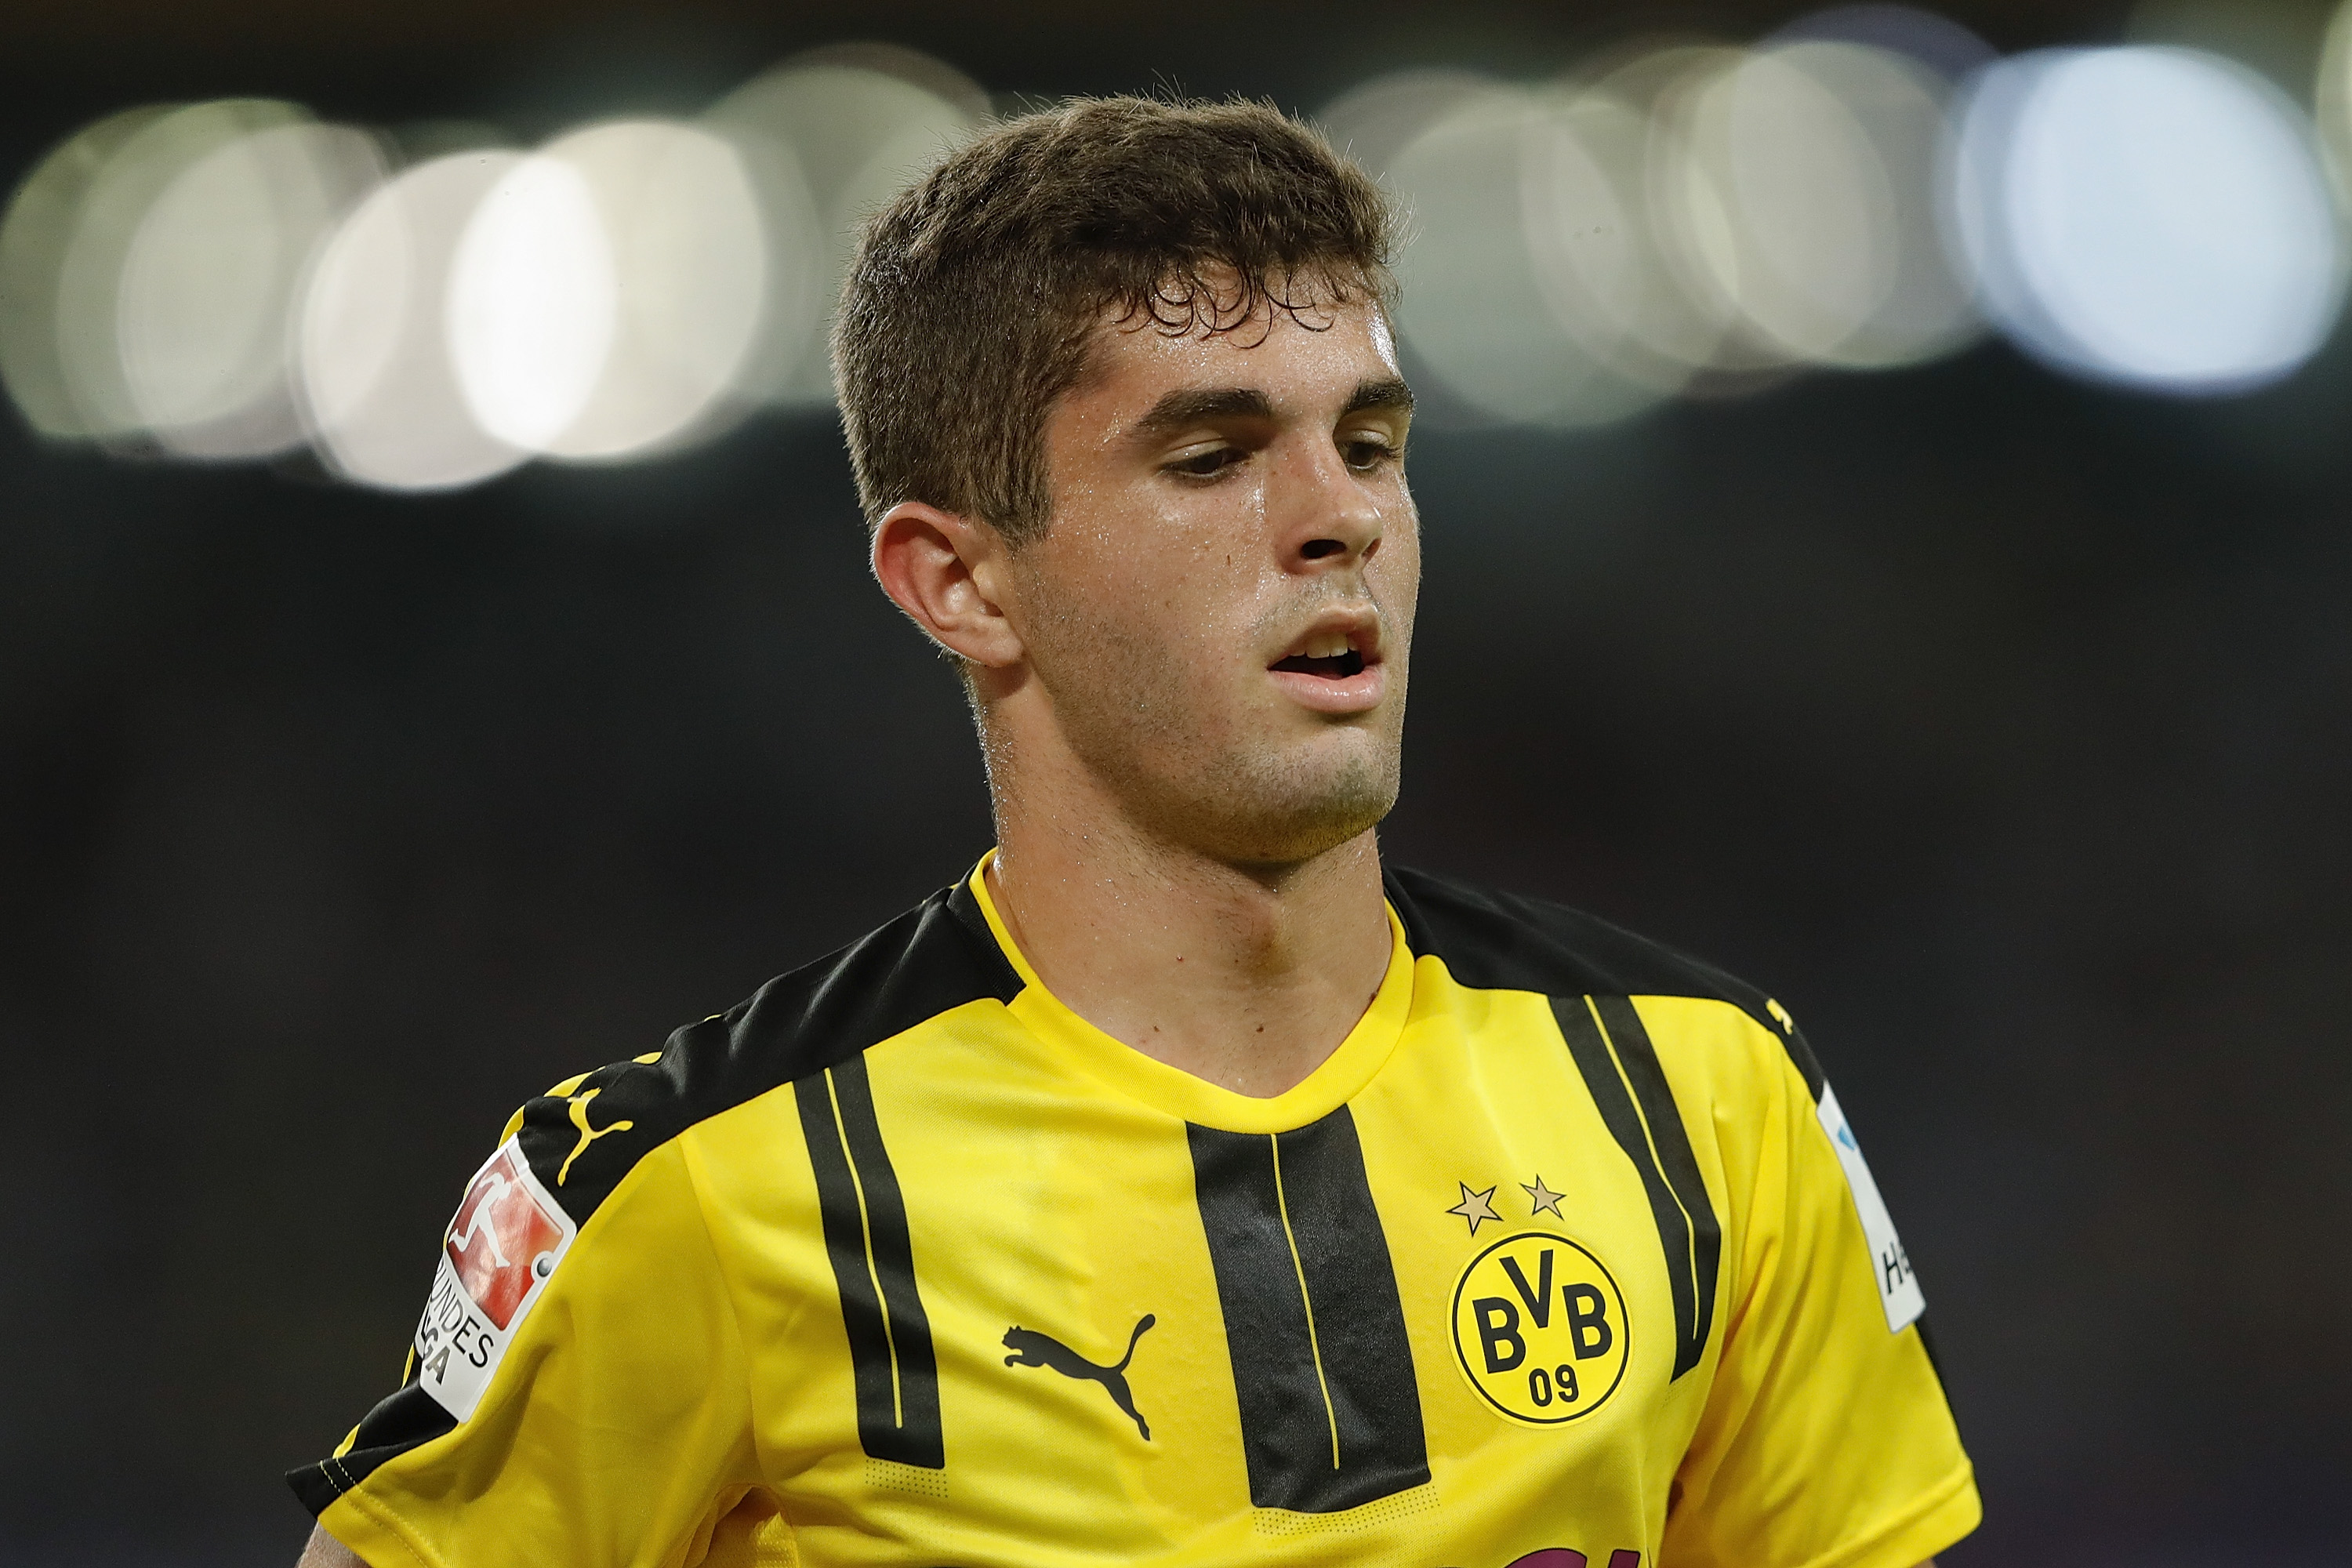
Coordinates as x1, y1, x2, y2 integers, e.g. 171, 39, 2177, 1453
291, 855, 1978, 1568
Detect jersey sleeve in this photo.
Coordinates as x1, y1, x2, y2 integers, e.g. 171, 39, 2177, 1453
1663, 1023, 1981, 1568
287, 1089, 768, 1568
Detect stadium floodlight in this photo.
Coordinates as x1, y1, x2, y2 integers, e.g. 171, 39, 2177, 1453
521, 120, 768, 463
117, 120, 383, 459
0, 100, 314, 447
1953, 45, 2346, 394
1607, 42, 1800, 387
446, 153, 618, 455
0, 105, 179, 440
1388, 86, 1660, 430
704, 45, 986, 408
1682, 41, 1980, 370
2319, 0, 2352, 205
298, 150, 532, 492
1315, 67, 1494, 183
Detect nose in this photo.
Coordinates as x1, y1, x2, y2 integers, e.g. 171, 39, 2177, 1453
1277, 437, 1384, 573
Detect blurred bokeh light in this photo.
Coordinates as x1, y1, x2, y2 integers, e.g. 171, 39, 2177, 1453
446, 149, 619, 455
1955, 45, 2343, 393
298, 149, 532, 491
116, 118, 381, 459
5, 9, 2352, 1568
1683, 40, 1977, 369
704, 45, 987, 408
5, 13, 2352, 465
0, 44, 987, 491
523, 120, 767, 461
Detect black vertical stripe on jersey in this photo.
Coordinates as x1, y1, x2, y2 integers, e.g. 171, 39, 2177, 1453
795, 1055, 945, 1469
1589, 994, 1722, 1377
827, 1053, 945, 1464
1188, 1109, 1430, 1513
1552, 995, 1722, 1380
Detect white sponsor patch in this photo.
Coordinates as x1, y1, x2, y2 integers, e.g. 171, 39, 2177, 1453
412, 1138, 576, 1421
1815, 1084, 1926, 1334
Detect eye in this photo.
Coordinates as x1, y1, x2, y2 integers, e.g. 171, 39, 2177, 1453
1165, 445, 1245, 479
1341, 433, 1399, 473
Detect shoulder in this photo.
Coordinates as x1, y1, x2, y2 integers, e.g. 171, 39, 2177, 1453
513, 873, 1021, 1223
1383, 862, 1824, 1097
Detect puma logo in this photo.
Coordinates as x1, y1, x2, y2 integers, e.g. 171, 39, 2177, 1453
1003, 1314, 1157, 1440
557, 1087, 633, 1186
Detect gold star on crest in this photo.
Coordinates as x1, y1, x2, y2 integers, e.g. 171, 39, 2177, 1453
1522, 1174, 1565, 1219
1446, 1181, 1501, 1235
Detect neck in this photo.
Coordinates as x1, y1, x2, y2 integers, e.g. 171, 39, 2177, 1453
983, 737, 1394, 1100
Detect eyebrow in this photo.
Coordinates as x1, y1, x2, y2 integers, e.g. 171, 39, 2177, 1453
1128, 376, 1415, 441
1344, 376, 1415, 416
1131, 387, 1276, 439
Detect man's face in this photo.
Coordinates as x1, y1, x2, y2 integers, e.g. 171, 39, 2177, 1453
1001, 288, 1419, 868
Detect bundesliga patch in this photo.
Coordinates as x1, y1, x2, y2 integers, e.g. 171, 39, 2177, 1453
412, 1138, 576, 1421
1817, 1084, 1926, 1333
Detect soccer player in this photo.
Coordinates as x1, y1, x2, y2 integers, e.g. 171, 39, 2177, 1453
291, 97, 1977, 1568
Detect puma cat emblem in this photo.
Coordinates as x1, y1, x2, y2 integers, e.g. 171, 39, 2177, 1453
1002, 1314, 1157, 1440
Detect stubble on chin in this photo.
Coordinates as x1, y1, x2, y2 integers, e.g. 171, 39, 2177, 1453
1205, 737, 1400, 868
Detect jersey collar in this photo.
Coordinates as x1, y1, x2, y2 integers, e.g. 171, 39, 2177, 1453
965, 851, 1417, 1134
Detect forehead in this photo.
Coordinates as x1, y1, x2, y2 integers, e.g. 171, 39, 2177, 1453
1076, 292, 1403, 416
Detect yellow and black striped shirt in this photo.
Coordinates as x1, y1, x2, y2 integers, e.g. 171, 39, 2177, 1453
292, 855, 1978, 1568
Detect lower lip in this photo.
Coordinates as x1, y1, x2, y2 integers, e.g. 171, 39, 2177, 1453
1268, 662, 1386, 714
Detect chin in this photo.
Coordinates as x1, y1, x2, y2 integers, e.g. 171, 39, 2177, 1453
1180, 750, 1402, 869
1061, 683, 1407, 867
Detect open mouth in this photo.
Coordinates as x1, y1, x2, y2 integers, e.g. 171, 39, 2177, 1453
1267, 623, 1384, 713
1270, 648, 1366, 679
1270, 628, 1371, 681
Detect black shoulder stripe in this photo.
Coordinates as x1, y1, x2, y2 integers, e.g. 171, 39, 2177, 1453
796, 1054, 945, 1468
289, 871, 1013, 1514
514, 875, 1022, 1222
1552, 995, 1722, 1380
1387, 863, 1824, 1098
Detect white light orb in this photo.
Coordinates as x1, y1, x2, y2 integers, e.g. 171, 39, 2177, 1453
1316, 68, 1495, 181
2317, 0, 2352, 202
1388, 89, 1657, 429
299, 150, 532, 491
1681, 41, 1980, 369
706, 45, 985, 406
446, 154, 617, 452
43, 100, 310, 443
1955, 46, 2345, 393
1521, 93, 1687, 407
525, 120, 768, 462
1679, 45, 1902, 365
0, 105, 179, 438
1595, 42, 1793, 381
117, 121, 383, 458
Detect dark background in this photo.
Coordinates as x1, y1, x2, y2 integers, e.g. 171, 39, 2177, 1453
4, 2, 2348, 1563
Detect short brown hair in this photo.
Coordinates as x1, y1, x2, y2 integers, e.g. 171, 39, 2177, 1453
833, 96, 1396, 547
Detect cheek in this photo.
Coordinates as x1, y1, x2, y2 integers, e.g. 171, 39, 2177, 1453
1030, 482, 1283, 686
1367, 513, 1421, 607
1131, 511, 1275, 648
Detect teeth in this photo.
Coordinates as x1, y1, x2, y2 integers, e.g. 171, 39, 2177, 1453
1305, 633, 1352, 659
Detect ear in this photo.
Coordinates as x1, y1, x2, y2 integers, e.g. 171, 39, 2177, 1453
871, 500, 1026, 668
